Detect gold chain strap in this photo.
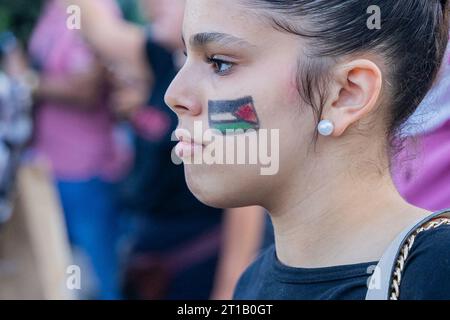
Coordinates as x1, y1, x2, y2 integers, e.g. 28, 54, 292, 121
389, 218, 450, 300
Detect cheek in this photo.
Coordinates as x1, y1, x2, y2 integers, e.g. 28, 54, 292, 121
252, 72, 302, 130
255, 72, 315, 161
286, 75, 302, 106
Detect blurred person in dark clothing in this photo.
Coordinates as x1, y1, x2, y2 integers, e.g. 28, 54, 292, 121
64, 0, 273, 299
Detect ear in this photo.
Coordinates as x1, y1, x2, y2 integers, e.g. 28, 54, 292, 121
325, 59, 382, 137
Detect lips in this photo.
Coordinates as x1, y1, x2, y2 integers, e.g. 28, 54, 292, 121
174, 128, 204, 146
174, 128, 205, 159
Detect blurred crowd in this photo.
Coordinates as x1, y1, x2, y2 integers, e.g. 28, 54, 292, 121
0, 0, 449, 300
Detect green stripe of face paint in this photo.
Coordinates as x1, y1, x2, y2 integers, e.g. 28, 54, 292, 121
212, 121, 255, 133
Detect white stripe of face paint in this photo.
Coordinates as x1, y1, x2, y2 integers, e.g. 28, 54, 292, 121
210, 113, 237, 121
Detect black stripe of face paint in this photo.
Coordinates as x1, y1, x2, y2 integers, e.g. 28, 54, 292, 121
208, 96, 260, 134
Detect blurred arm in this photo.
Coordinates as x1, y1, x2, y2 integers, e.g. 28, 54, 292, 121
211, 206, 266, 300
61, 0, 146, 67
35, 61, 106, 109
60, 0, 152, 115
2, 44, 106, 110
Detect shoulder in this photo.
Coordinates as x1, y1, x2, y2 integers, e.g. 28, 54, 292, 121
400, 224, 450, 299
233, 245, 275, 300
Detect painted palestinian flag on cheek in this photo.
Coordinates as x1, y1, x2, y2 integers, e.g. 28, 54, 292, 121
208, 96, 260, 134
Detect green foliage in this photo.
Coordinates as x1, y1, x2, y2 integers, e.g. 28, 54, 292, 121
116, 0, 146, 25
0, 0, 45, 46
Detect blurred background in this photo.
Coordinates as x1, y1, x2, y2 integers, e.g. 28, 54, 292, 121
0, 0, 449, 300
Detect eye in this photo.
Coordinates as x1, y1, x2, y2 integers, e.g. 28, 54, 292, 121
206, 56, 234, 75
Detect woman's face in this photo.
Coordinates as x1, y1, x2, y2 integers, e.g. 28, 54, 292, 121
165, 0, 317, 209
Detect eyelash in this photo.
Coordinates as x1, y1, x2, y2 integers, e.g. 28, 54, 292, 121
206, 56, 234, 75
183, 51, 235, 76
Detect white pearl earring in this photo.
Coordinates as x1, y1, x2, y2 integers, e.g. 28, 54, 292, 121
317, 120, 334, 136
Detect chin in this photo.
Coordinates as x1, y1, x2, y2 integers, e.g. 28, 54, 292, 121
183, 163, 260, 209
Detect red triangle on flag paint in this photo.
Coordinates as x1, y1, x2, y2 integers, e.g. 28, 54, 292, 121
234, 103, 258, 124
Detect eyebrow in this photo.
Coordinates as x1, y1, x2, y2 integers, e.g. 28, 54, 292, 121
182, 32, 255, 50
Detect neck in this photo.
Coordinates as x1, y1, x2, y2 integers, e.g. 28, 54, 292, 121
267, 142, 429, 268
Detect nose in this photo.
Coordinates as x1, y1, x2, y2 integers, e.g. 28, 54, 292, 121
164, 67, 202, 117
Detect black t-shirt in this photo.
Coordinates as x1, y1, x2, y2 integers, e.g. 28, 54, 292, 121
234, 225, 450, 300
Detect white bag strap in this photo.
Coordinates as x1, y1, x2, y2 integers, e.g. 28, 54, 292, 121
365, 208, 450, 300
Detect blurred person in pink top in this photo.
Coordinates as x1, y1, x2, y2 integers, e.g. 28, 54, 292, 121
392, 33, 450, 211
26, 0, 137, 299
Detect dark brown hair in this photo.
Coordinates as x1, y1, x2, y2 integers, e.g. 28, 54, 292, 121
247, 0, 449, 152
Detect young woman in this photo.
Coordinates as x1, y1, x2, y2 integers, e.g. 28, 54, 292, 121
165, 0, 450, 299
61, 0, 272, 299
